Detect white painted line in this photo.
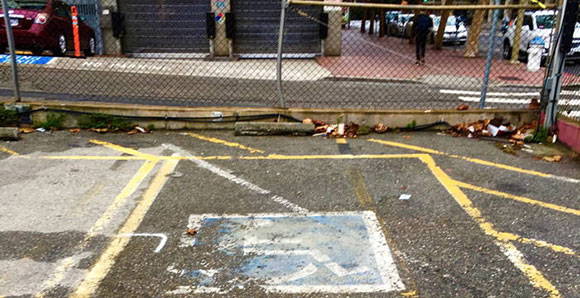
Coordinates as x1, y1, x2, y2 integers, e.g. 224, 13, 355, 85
163, 144, 308, 214
458, 96, 531, 104
440, 89, 539, 97
117, 233, 167, 253
266, 263, 319, 284
362, 211, 406, 291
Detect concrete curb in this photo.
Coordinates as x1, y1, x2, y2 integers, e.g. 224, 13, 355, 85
235, 122, 315, 136
0, 127, 19, 140
1, 98, 538, 130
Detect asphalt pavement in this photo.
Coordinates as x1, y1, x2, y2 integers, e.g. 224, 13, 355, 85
0, 130, 578, 297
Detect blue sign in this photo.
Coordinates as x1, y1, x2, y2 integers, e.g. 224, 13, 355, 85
170, 212, 405, 294
0, 55, 54, 65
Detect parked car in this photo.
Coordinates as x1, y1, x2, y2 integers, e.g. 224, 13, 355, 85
385, 11, 400, 35
390, 13, 413, 37
503, 10, 580, 62
0, 0, 95, 56
429, 15, 467, 44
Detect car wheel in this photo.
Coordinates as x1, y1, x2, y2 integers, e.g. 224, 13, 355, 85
54, 34, 67, 56
86, 37, 96, 56
502, 41, 512, 60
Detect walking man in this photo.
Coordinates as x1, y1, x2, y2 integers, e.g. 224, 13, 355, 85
412, 11, 433, 65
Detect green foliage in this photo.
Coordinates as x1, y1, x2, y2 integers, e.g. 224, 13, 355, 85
35, 113, 66, 130
0, 105, 19, 126
532, 126, 549, 143
78, 113, 133, 131
405, 120, 417, 130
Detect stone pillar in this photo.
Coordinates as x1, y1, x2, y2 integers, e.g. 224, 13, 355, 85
100, 0, 122, 55
323, 6, 342, 56
211, 0, 231, 57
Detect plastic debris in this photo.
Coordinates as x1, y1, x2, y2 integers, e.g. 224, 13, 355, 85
399, 194, 412, 200
35, 128, 46, 133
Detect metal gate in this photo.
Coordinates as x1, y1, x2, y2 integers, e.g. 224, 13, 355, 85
119, 0, 210, 54
232, 0, 321, 54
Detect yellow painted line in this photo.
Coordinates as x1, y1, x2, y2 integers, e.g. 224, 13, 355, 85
493, 231, 577, 256
89, 139, 158, 160
348, 168, 374, 207
72, 157, 179, 297
36, 160, 158, 297
39, 156, 147, 161
455, 181, 580, 216
0, 146, 19, 156
187, 132, 265, 154
369, 139, 555, 179
239, 153, 426, 160
418, 154, 561, 298
336, 138, 347, 144
401, 290, 418, 297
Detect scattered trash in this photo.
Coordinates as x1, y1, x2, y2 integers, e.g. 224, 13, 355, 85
68, 128, 81, 133
89, 128, 109, 133
302, 118, 313, 125
310, 119, 360, 138
19, 127, 35, 134
542, 155, 562, 162
168, 171, 184, 178
399, 194, 412, 200
522, 148, 534, 153
373, 123, 389, 134
186, 228, 198, 236
456, 104, 469, 111
35, 128, 47, 133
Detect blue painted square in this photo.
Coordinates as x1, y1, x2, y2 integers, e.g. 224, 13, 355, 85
0, 55, 53, 65
177, 212, 405, 294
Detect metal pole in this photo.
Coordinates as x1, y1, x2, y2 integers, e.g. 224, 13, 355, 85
1, 0, 21, 102
544, 0, 568, 128
276, 0, 287, 108
479, 0, 500, 108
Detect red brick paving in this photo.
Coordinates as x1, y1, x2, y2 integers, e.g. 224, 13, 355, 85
316, 29, 579, 87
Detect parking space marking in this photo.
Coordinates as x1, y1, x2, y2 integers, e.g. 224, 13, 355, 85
419, 155, 561, 298
455, 181, 580, 216
163, 144, 308, 214
0, 145, 18, 156
36, 160, 159, 297
186, 132, 265, 154
89, 140, 159, 160
174, 212, 405, 294
369, 139, 580, 183
72, 156, 179, 297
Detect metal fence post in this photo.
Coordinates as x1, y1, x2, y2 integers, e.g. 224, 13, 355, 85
479, 0, 500, 108
1, 0, 21, 102
544, 0, 569, 128
276, 0, 287, 108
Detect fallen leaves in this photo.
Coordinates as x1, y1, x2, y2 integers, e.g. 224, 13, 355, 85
542, 155, 562, 162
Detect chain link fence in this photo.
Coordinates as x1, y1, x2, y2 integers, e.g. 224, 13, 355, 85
0, 0, 576, 114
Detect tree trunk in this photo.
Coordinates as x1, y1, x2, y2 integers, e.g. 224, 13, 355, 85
464, 0, 486, 57
435, 0, 453, 50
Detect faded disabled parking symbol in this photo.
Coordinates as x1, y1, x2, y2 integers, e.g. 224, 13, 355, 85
169, 211, 405, 294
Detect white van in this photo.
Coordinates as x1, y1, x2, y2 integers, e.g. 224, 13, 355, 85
502, 10, 580, 62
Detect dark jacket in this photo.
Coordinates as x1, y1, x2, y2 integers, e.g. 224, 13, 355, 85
413, 14, 433, 35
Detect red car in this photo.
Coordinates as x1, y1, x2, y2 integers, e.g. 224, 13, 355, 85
0, 0, 95, 56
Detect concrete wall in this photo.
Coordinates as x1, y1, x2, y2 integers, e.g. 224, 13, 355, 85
99, 0, 122, 55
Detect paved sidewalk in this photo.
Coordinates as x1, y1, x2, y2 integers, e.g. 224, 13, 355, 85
316, 29, 580, 87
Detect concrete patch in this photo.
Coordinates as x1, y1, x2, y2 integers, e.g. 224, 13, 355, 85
171, 211, 405, 294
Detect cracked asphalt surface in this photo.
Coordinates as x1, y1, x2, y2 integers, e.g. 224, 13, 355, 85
0, 130, 578, 297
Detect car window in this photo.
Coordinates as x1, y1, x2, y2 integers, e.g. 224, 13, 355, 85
535, 15, 555, 29
6, 0, 48, 10
523, 15, 533, 28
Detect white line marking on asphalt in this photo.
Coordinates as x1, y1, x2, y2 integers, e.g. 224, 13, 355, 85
117, 233, 167, 253
266, 263, 319, 284
440, 89, 540, 97
458, 96, 580, 105
163, 144, 308, 214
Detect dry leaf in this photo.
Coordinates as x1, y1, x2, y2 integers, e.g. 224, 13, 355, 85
19, 127, 35, 134
542, 155, 562, 162
68, 128, 81, 133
